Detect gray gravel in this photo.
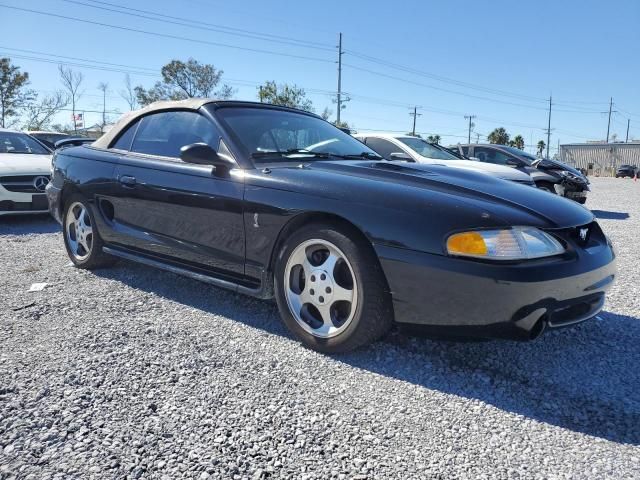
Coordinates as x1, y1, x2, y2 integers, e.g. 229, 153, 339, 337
1, 177, 639, 479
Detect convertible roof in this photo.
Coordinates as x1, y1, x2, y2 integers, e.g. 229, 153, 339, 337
92, 98, 217, 149
92, 98, 320, 149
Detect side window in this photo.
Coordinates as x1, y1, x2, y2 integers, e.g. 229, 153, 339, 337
474, 147, 513, 165
130, 111, 221, 159
461, 146, 469, 156
365, 138, 402, 160
111, 119, 140, 151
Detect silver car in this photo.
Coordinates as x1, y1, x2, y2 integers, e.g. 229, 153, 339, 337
354, 133, 534, 186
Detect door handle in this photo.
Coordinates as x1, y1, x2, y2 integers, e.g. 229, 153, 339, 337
118, 175, 137, 187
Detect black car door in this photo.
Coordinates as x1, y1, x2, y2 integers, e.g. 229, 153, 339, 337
108, 110, 246, 278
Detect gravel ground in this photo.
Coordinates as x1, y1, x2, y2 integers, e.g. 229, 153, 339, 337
1, 177, 639, 480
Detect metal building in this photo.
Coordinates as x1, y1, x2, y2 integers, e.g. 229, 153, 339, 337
559, 142, 640, 177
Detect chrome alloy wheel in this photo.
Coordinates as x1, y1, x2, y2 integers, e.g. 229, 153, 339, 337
65, 202, 94, 261
284, 239, 358, 338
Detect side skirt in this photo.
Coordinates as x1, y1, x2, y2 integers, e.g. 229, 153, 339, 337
102, 246, 273, 299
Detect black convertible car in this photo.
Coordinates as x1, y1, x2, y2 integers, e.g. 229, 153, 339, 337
47, 100, 616, 352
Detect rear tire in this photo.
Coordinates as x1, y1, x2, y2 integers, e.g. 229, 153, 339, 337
274, 223, 393, 353
63, 194, 115, 269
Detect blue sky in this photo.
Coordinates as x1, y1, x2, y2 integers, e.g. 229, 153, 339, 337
2, 0, 639, 154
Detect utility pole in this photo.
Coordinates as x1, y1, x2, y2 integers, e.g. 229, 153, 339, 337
464, 115, 476, 143
606, 97, 613, 143
336, 32, 344, 125
475, 132, 480, 144
626, 118, 630, 143
409, 106, 422, 136
546, 95, 552, 159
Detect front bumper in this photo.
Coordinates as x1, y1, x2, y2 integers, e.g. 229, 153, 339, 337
377, 237, 616, 340
0, 186, 50, 216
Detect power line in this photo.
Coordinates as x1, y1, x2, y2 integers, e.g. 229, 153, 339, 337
346, 50, 548, 104
0, 4, 334, 64
60, 0, 335, 52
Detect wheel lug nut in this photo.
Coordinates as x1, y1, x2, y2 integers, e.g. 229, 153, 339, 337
326, 287, 331, 293
319, 296, 325, 303
320, 274, 326, 281
310, 289, 315, 295
310, 275, 315, 282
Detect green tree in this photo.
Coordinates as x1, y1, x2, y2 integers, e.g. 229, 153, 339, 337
257, 81, 313, 112
487, 127, 510, 145
427, 134, 441, 144
510, 134, 525, 150
536, 140, 546, 157
135, 58, 234, 106
0, 58, 32, 128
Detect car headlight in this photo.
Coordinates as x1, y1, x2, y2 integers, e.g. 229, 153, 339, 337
446, 227, 565, 260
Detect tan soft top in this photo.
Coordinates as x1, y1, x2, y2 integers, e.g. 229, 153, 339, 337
92, 98, 216, 149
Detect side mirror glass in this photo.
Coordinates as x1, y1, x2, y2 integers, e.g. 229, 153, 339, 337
389, 152, 413, 161
180, 143, 234, 174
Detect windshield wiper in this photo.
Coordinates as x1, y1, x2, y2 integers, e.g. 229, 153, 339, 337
331, 152, 383, 160
251, 149, 330, 159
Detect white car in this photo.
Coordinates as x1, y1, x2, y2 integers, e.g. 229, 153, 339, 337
0, 129, 53, 216
354, 133, 534, 185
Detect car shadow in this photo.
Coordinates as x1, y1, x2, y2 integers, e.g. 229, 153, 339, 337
591, 210, 630, 220
0, 214, 59, 235
95, 262, 640, 446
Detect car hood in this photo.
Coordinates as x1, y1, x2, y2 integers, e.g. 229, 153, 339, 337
536, 158, 584, 177
0, 153, 52, 174
256, 160, 593, 229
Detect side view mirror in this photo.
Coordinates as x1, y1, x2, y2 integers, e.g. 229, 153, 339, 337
180, 143, 234, 174
389, 152, 413, 161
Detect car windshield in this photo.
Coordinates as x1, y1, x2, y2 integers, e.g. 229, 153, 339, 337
0, 132, 50, 154
499, 146, 537, 164
397, 137, 459, 160
216, 107, 381, 164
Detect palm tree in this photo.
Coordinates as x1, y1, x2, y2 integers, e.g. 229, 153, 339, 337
426, 134, 441, 144
536, 140, 546, 157
487, 127, 509, 145
510, 135, 525, 150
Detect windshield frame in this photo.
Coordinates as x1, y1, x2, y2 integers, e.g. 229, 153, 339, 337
212, 104, 381, 167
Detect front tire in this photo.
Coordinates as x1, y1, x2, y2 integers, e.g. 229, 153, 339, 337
274, 224, 393, 353
63, 194, 115, 269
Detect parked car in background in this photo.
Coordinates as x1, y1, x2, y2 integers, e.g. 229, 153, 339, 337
354, 133, 535, 186
26, 131, 74, 150
0, 129, 52, 215
47, 99, 615, 352
27, 132, 94, 151
615, 164, 638, 178
451, 144, 590, 204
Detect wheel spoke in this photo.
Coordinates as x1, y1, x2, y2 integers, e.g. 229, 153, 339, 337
78, 208, 88, 229
320, 252, 339, 278
289, 246, 313, 277
332, 284, 354, 303
314, 303, 335, 336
